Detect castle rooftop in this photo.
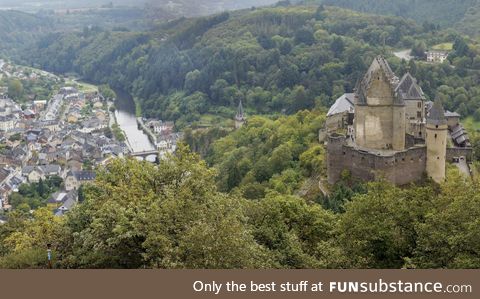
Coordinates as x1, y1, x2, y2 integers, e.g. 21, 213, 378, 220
427, 98, 447, 126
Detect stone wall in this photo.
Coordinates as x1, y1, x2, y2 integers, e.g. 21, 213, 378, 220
446, 147, 474, 162
327, 134, 427, 185
355, 105, 396, 150
326, 134, 348, 184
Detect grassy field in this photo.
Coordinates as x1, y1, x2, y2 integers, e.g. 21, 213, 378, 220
65, 78, 98, 93
196, 114, 234, 128
432, 42, 453, 51
463, 116, 480, 132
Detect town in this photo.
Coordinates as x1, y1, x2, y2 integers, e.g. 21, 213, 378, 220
0, 60, 181, 218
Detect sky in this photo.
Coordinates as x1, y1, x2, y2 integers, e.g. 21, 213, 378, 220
0, 1, 148, 10
0, 1, 281, 9
0, 0, 282, 14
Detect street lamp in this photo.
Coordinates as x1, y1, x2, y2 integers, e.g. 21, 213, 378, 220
47, 243, 52, 269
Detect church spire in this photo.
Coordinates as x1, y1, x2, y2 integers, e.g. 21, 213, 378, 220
236, 99, 245, 119
235, 100, 246, 129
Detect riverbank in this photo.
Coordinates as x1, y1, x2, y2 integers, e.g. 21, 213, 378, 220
136, 117, 157, 147
113, 89, 155, 153
133, 96, 142, 118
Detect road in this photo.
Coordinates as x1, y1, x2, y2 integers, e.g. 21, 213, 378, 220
454, 157, 471, 178
393, 49, 413, 61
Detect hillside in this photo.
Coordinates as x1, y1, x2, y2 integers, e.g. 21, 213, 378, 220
0, 10, 53, 57
21, 5, 427, 125
455, 4, 480, 37
17, 4, 480, 129
299, 0, 480, 34
147, 0, 280, 16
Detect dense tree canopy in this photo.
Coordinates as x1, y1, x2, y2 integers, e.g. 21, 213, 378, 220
0, 149, 478, 269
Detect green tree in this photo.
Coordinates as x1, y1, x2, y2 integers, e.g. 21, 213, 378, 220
8, 79, 24, 101
59, 145, 273, 269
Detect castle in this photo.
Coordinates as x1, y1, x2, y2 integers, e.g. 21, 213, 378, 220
325, 56, 472, 185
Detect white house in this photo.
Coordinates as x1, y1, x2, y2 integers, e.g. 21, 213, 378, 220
426, 50, 449, 63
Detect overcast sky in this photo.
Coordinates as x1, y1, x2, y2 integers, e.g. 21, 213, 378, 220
0, 1, 282, 12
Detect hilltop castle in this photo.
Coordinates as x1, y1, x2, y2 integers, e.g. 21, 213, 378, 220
325, 56, 472, 185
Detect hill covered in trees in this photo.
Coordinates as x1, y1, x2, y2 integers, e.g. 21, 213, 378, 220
303, 0, 479, 31
0, 10, 53, 57
16, 4, 480, 128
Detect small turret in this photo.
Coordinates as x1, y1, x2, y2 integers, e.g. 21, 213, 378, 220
426, 98, 447, 183
235, 100, 246, 129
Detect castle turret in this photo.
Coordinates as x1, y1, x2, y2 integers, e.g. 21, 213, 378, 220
426, 98, 447, 183
235, 100, 246, 129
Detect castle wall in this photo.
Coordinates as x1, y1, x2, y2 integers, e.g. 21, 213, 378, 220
392, 106, 406, 150
326, 134, 348, 184
366, 71, 395, 106
326, 112, 347, 132
355, 105, 395, 150
446, 147, 474, 162
327, 133, 427, 185
407, 121, 425, 139
405, 100, 423, 122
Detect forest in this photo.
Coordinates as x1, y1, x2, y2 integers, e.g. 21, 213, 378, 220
0, 144, 478, 269
307, 0, 480, 34
17, 5, 480, 128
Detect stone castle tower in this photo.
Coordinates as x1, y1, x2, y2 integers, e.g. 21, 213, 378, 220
426, 98, 448, 183
235, 100, 246, 129
354, 56, 406, 151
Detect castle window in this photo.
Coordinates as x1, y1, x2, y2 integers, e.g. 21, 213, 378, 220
343, 152, 346, 155
436, 125, 438, 129
417, 111, 422, 118
419, 132, 422, 136
437, 157, 440, 160
417, 102, 422, 108
435, 134, 437, 139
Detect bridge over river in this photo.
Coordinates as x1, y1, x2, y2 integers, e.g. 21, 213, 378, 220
129, 150, 160, 163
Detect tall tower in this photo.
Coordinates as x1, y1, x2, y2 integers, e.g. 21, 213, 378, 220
426, 98, 447, 183
354, 56, 405, 151
235, 100, 246, 129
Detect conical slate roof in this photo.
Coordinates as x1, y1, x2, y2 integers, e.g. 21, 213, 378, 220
427, 97, 447, 126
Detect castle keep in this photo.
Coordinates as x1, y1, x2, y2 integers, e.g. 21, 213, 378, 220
325, 56, 472, 185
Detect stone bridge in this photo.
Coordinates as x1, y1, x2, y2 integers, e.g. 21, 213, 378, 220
130, 150, 159, 163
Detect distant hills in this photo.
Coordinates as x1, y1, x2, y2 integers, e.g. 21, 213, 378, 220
0, 0, 280, 15
298, 0, 480, 36
0, 10, 53, 57
145, 0, 281, 16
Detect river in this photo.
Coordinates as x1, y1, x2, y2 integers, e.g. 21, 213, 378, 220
113, 89, 155, 153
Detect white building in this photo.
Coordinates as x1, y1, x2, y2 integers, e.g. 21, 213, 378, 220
426, 50, 449, 63
0, 116, 16, 131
